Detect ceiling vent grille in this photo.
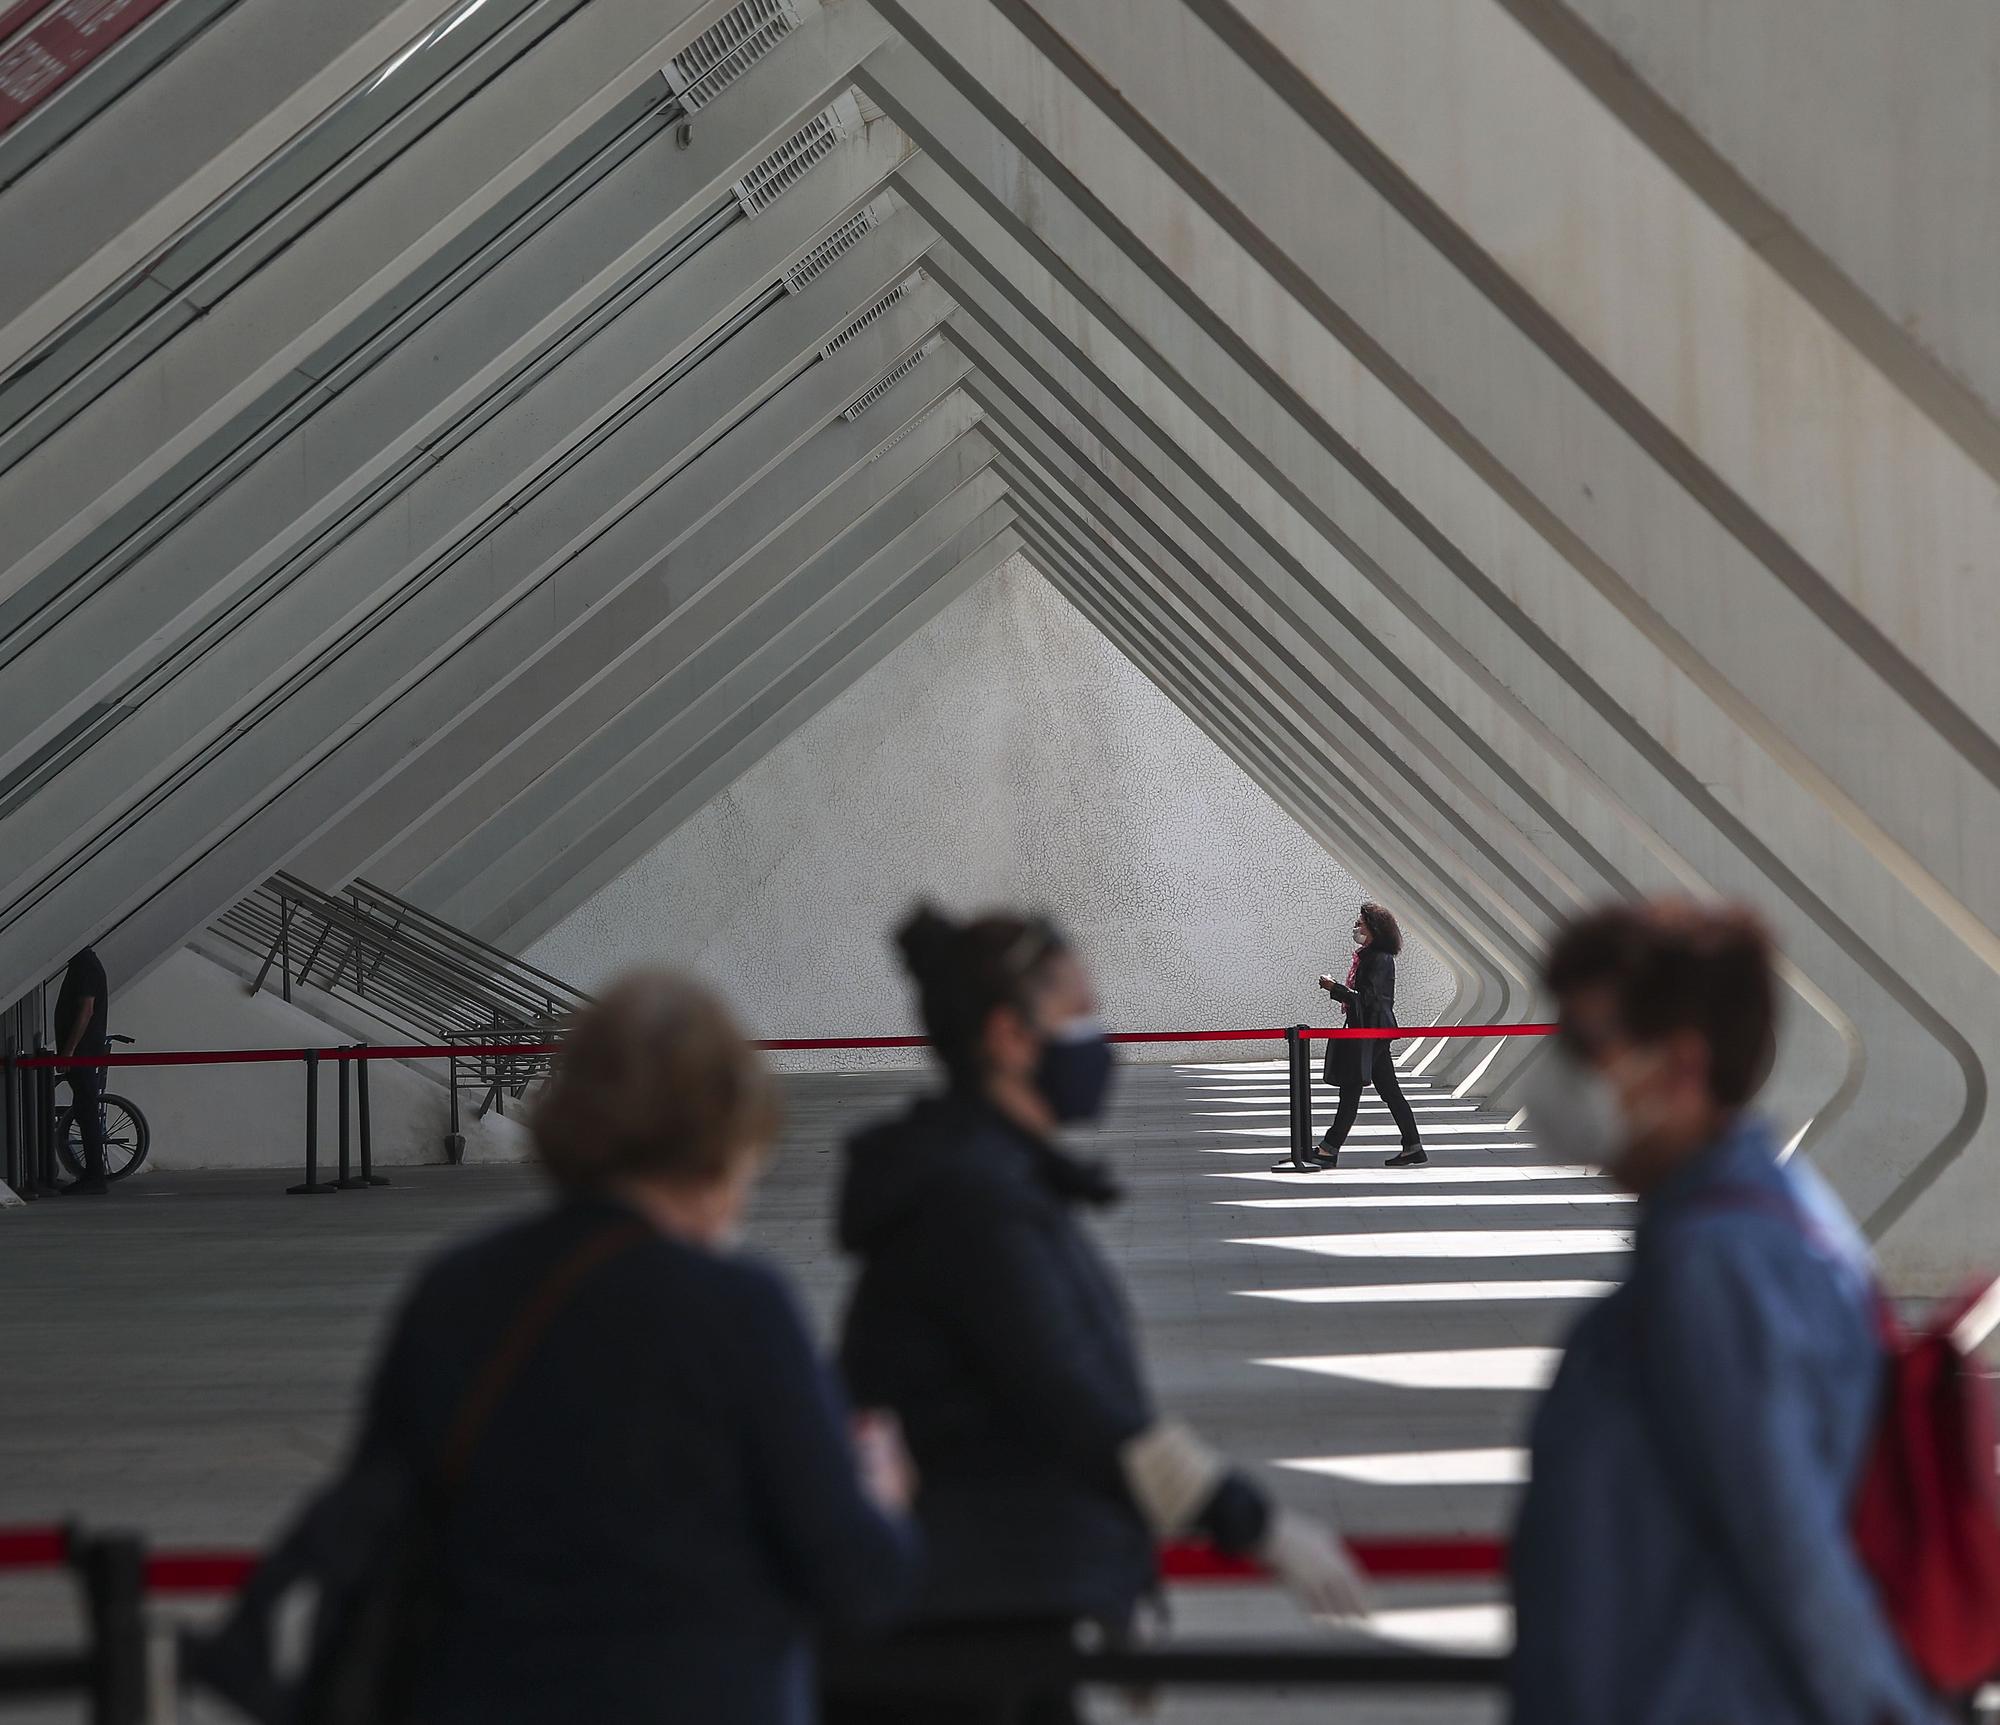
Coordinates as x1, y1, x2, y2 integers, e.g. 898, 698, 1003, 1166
843, 343, 932, 422
820, 272, 920, 360
664, 0, 803, 113
782, 194, 894, 292
735, 92, 860, 219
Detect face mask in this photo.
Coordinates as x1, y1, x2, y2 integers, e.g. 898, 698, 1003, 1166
1521, 1045, 1626, 1171
1035, 1018, 1117, 1123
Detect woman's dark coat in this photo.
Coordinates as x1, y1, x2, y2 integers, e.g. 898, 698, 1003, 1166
1325, 947, 1398, 1088
835, 1095, 1160, 1625
361, 1197, 916, 1725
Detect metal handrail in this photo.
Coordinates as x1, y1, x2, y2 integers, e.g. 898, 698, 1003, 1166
209, 877, 588, 1031
336, 878, 583, 1003
204, 875, 590, 1160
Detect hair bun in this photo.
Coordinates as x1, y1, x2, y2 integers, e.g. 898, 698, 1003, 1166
895, 902, 961, 981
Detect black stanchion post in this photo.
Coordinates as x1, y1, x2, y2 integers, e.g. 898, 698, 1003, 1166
356, 1046, 388, 1186
75, 1532, 146, 1725
288, 1050, 335, 1195
33, 1044, 56, 1196
445, 1052, 465, 1165
1298, 1023, 1316, 1159
1285, 1025, 1307, 1166
3, 1045, 18, 1197
335, 1048, 359, 1189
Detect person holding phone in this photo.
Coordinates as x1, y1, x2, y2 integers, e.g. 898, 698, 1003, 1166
1275, 903, 1426, 1170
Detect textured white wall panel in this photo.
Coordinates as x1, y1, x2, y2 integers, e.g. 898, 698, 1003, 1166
529, 554, 1451, 1067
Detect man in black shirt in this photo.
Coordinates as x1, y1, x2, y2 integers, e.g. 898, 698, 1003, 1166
53, 946, 109, 1194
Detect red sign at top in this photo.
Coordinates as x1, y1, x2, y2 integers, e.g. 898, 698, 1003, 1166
0, 0, 175, 137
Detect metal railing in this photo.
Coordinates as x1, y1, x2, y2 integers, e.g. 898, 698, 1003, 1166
0, 1519, 1511, 1723
206, 874, 590, 1159
13, 1018, 1560, 1195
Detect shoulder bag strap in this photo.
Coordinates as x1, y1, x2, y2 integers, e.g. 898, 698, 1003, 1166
438, 1218, 650, 1492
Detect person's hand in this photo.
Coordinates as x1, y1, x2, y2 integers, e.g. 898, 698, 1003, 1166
1261, 1509, 1369, 1622
1318, 974, 1336, 992
853, 1409, 917, 1514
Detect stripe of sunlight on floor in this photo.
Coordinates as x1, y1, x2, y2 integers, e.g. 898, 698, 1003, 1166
1277, 1448, 1529, 1486
1211, 1123, 1543, 1139
1221, 1194, 1633, 1211
1210, 1166, 1599, 1184
1367, 1604, 1514, 1654
1256, 1347, 1562, 1391
1237, 1280, 1616, 1305
1232, 1229, 1635, 1258
1200, 1141, 1547, 1154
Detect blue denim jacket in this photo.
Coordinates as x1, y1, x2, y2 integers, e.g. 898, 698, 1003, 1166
1510, 1115, 1942, 1725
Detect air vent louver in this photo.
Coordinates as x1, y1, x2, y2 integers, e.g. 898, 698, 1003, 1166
733, 94, 855, 216
820, 272, 920, 360
664, 0, 802, 112
843, 343, 932, 422
782, 194, 893, 291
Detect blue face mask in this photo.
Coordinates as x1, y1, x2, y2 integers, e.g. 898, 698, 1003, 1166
1035, 1019, 1117, 1123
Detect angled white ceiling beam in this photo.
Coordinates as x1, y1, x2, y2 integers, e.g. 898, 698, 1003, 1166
446, 425, 1004, 935
0, 0, 467, 381
485, 494, 1022, 949
3, 27, 908, 791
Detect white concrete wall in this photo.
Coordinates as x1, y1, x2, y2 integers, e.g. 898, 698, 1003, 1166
1556, 0, 2000, 423
108, 947, 535, 1172
528, 554, 1453, 1068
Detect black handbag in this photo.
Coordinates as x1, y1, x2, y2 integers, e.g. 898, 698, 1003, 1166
1322, 1026, 1375, 1090
183, 1221, 645, 1724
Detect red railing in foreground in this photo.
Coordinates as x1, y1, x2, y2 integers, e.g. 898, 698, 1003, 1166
15, 1023, 1555, 1069
0, 1526, 1504, 1595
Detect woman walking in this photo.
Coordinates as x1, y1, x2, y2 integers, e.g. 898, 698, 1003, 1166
330, 973, 918, 1724
1275, 902, 1426, 1171
828, 904, 1367, 1724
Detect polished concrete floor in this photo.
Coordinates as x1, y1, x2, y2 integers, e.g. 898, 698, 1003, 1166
1, 1058, 1621, 1721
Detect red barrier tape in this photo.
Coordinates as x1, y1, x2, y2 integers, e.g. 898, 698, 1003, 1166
0, 1527, 1501, 1593
1159, 1537, 1507, 1582
0, 1526, 66, 1568
1310, 1024, 1554, 1042
143, 1551, 257, 1594
16, 1025, 1552, 1069
17, 1047, 313, 1069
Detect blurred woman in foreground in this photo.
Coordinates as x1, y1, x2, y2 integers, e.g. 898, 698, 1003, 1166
362, 971, 918, 1724
829, 904, 1366, 1724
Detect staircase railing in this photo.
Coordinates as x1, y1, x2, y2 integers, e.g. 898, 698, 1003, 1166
206, 875, 590, 1158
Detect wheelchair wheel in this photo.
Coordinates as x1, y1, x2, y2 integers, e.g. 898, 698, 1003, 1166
55, 1094, 151, 1181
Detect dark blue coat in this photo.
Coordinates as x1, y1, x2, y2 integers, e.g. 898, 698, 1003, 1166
362, 1196, 917, 1725
838, 1095, 1247, 1625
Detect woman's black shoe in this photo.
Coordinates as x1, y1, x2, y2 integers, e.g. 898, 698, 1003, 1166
1383, 1146, 1429, 1168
